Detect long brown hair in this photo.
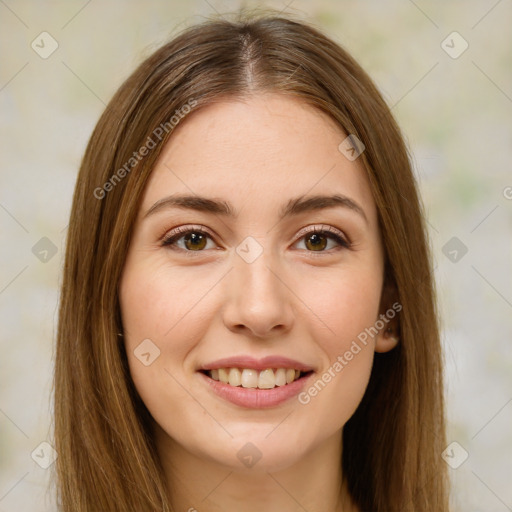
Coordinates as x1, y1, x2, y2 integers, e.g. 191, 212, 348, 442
52, 10, 448, 511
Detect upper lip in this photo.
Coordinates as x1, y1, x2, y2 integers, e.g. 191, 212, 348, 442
199, 355, 315, 372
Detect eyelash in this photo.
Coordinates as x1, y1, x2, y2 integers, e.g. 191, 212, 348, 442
161, 224, 351, 255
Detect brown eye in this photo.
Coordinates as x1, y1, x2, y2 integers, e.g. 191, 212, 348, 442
183, 232, 207, 251
162, 228, 215, 251
295, 227, 350, 253
304, 233, 328, 251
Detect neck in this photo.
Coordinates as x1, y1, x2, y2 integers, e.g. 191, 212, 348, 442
153, 424, 356, 512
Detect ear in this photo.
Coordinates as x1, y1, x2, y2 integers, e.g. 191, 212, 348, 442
374, 274, 400, 354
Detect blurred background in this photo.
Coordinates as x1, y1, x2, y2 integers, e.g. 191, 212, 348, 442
0, 1, 511, 510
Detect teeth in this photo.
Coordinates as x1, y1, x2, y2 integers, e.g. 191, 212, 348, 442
275, 368, 286, 386
241, 369, 258, 388
228, 368, 242, 386
258, 369, 275, 389
207, 367, 305, 389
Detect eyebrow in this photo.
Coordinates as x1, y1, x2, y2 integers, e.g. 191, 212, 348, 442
144, 193, 368, 224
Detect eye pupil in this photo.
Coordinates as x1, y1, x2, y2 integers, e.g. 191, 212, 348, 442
306, 233, 327, 251
184, 232, 207, 250
165, 228, 345, 253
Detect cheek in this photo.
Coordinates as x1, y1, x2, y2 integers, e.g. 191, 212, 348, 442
119, 258, 219, 347
119, 261, 218, 447
294, 265, 381, 428
297, 343, 374, 443
118, 257, 222, 397
301, 263, 383, 350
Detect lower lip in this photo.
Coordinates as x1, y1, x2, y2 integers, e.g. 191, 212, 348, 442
199, 371, 313, 409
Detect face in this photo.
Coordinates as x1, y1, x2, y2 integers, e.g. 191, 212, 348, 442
119, 93, 396, 474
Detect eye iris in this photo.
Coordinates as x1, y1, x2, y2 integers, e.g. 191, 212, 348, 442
184, 232, 207, 250
306, 233, 327, 251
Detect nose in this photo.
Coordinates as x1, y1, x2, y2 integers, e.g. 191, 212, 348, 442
221, 248, 295, 339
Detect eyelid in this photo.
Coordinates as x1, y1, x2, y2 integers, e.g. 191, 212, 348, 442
161, 224, 218, 250
162, 224, 213, 240
160, 223, 351, 252
294, 224, 350, 245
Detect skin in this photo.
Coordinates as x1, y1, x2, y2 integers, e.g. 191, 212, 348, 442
119, 93, 398, 512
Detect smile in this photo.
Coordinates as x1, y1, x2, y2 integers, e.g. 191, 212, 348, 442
203, 367, 310, 389
199, 367, 314, 409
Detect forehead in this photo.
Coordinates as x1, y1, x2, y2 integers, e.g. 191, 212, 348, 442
141, 93, 377, 223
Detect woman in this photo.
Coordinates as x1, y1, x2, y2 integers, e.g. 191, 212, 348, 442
53, 11, 448, 511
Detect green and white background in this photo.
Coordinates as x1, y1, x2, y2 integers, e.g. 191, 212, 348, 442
0, 1, 511, 510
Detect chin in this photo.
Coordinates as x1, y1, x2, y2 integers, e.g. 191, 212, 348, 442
195, 425, 319, 474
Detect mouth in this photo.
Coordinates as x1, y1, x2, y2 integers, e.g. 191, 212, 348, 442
200, 367, 314, 389
198, 364, 315, 409
198, 355, 315, 408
